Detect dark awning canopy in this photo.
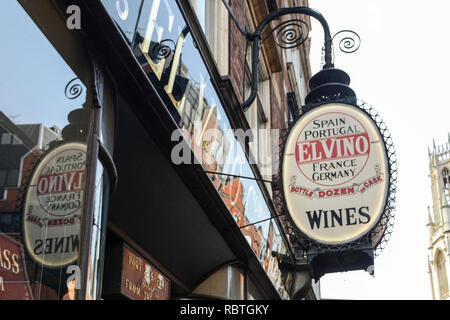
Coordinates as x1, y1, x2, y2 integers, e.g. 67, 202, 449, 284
73, 0, 282, 299
109, 102, 236, 290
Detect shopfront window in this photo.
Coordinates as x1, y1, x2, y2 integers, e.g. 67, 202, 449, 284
101, 0, 291, 297
0, 0, 95, 300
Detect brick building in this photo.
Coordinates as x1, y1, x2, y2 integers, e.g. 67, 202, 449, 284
0, 0, 319, 300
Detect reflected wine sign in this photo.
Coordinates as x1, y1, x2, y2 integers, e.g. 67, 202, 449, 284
282, 103, 389, 245
23, 142, 86, 267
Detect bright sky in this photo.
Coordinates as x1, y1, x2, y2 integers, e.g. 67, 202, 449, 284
308, 0, 450, 300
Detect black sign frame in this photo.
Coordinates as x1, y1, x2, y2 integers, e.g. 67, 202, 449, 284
273, 96, 397, 280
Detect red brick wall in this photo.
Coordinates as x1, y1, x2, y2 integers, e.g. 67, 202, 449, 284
228, 0, 245, 103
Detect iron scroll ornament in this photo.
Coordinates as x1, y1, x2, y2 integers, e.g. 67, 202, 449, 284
273, 97, 397, 258
222, 1, 334, 111
262, 18, 310, 49
65, 77, 83, 100
319, 30, 361, 69
150, 39, 176, 60
222, 1, 363, 111
332, 30, 361, 54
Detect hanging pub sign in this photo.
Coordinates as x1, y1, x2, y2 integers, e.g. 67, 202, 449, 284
23, 142, 87, 268
282, 102, 389, 245
278, 66, 397, 281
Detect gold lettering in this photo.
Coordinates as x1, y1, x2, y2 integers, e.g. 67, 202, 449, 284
128, 254, 142, 272
11, 254, 20, 274
165, 33, 185, 94
140, 0, 161, 54
3, 250, 11, 271
125, 278, 141, 297
0, 276, 4, 292
139, 0, 165, 80
144, 290, 153, 300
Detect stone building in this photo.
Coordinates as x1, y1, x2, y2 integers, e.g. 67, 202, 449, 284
427, 135, 450, 300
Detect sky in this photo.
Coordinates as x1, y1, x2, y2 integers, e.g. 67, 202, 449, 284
308, 0, 450, 300
2, 0, 448, 301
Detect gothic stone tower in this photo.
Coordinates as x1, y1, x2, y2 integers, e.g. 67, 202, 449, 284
427, 134, 450, 300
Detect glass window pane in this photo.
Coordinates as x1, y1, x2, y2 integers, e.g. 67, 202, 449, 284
100, 0, 292, 298
0, 0, 94, 300
0, 170, 6, 186
11, 135, 23, 145
1, 133, 11, 144
6, 169, 18, 187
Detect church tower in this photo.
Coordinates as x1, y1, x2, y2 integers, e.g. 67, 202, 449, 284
427, 134, 450, 300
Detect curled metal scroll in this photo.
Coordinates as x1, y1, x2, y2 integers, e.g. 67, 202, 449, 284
150, 39, 176, 60
332, 30, 361, 54
65, 78, 83, 100
263, 19, 310, 49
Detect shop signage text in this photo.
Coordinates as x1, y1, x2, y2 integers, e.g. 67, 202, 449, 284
121, 244, 170, 300
23, 142, 86, 267
282, 103, 389, 244
0, 235, 32, 300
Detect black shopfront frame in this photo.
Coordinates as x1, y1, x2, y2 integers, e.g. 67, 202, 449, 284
55, 0, 298, 300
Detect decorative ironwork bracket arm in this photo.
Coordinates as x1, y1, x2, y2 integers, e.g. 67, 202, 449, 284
255, 7, 333, 69
222, 1, 334, 111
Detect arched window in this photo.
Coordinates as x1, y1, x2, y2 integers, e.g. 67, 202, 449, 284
436, 250, 449, 299
443, 168, 450, 204
443, 168, 449, 187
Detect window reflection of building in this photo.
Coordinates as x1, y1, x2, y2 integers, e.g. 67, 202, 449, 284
218, 175, 289, 297
264, 224, 289, 299
241, 220, 263, 258
4, 0, 320, 300
133, 25, 232, 188
133, 26, 190, 111
178, 75, 231, 189
219, 178, 245, 227
0, 0, 99, 300
0, 111, 62, 233
0, 111, 66, 300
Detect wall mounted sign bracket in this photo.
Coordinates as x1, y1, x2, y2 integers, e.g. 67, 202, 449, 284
221, 0, 359, 111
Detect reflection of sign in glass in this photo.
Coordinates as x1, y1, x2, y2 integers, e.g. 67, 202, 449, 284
121, 244, 170, 300
0, 235, 33, 300
23, 142, 86, 267
282, 103, 389, 245
101, 0, 191, 113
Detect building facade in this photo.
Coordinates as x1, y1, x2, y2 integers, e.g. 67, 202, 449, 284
427, 135, 450, 300
0, 0, 319, 300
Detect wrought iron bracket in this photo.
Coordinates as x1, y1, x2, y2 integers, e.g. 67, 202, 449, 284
222, 1, 334, 111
